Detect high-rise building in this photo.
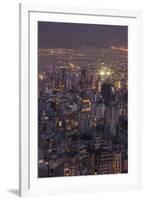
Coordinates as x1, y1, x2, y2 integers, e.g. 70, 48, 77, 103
87, 153, 95, 175
114, 80, 121, 90
86, 149, 113, 175
123, 159, 128, 173
96, 151, 113, 174
91, 71, 97, 89
101, 83, 114, 105
113, 153, 122, 173
98, 81, 102, 92
105, 104, 119, 136
96, 104, 105, 120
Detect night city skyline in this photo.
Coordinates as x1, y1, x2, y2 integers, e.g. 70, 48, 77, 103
38, 21, 128, 178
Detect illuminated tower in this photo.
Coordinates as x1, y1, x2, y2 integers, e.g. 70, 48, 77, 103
114, 80, 121, 90
98, 81, 102, 92
91, 71, 97, 89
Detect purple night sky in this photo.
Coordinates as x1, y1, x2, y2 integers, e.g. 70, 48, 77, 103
38, 21, 128, 49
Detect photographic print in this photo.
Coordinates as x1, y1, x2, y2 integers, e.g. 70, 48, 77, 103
38, 21, 128, 178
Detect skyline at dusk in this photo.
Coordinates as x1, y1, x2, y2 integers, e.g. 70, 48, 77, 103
38, 21, 128, 178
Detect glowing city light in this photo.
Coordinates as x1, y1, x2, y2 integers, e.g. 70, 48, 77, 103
98, 66, 113, 78
82, 99, 90, 103
39, 74, 43, 80
58, 121, 62, 127
100, 71, 105, 76
107, 71, 111, 76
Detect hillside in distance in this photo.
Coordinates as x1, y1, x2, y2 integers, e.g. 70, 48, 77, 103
111, 40, 128, 49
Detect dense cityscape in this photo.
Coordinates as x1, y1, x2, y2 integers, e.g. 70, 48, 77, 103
38, 22, 128, 178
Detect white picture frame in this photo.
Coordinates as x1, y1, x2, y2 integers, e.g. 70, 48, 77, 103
19, 3, 143, 197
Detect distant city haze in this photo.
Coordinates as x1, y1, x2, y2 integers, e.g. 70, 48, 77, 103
38, 22, 128, 49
